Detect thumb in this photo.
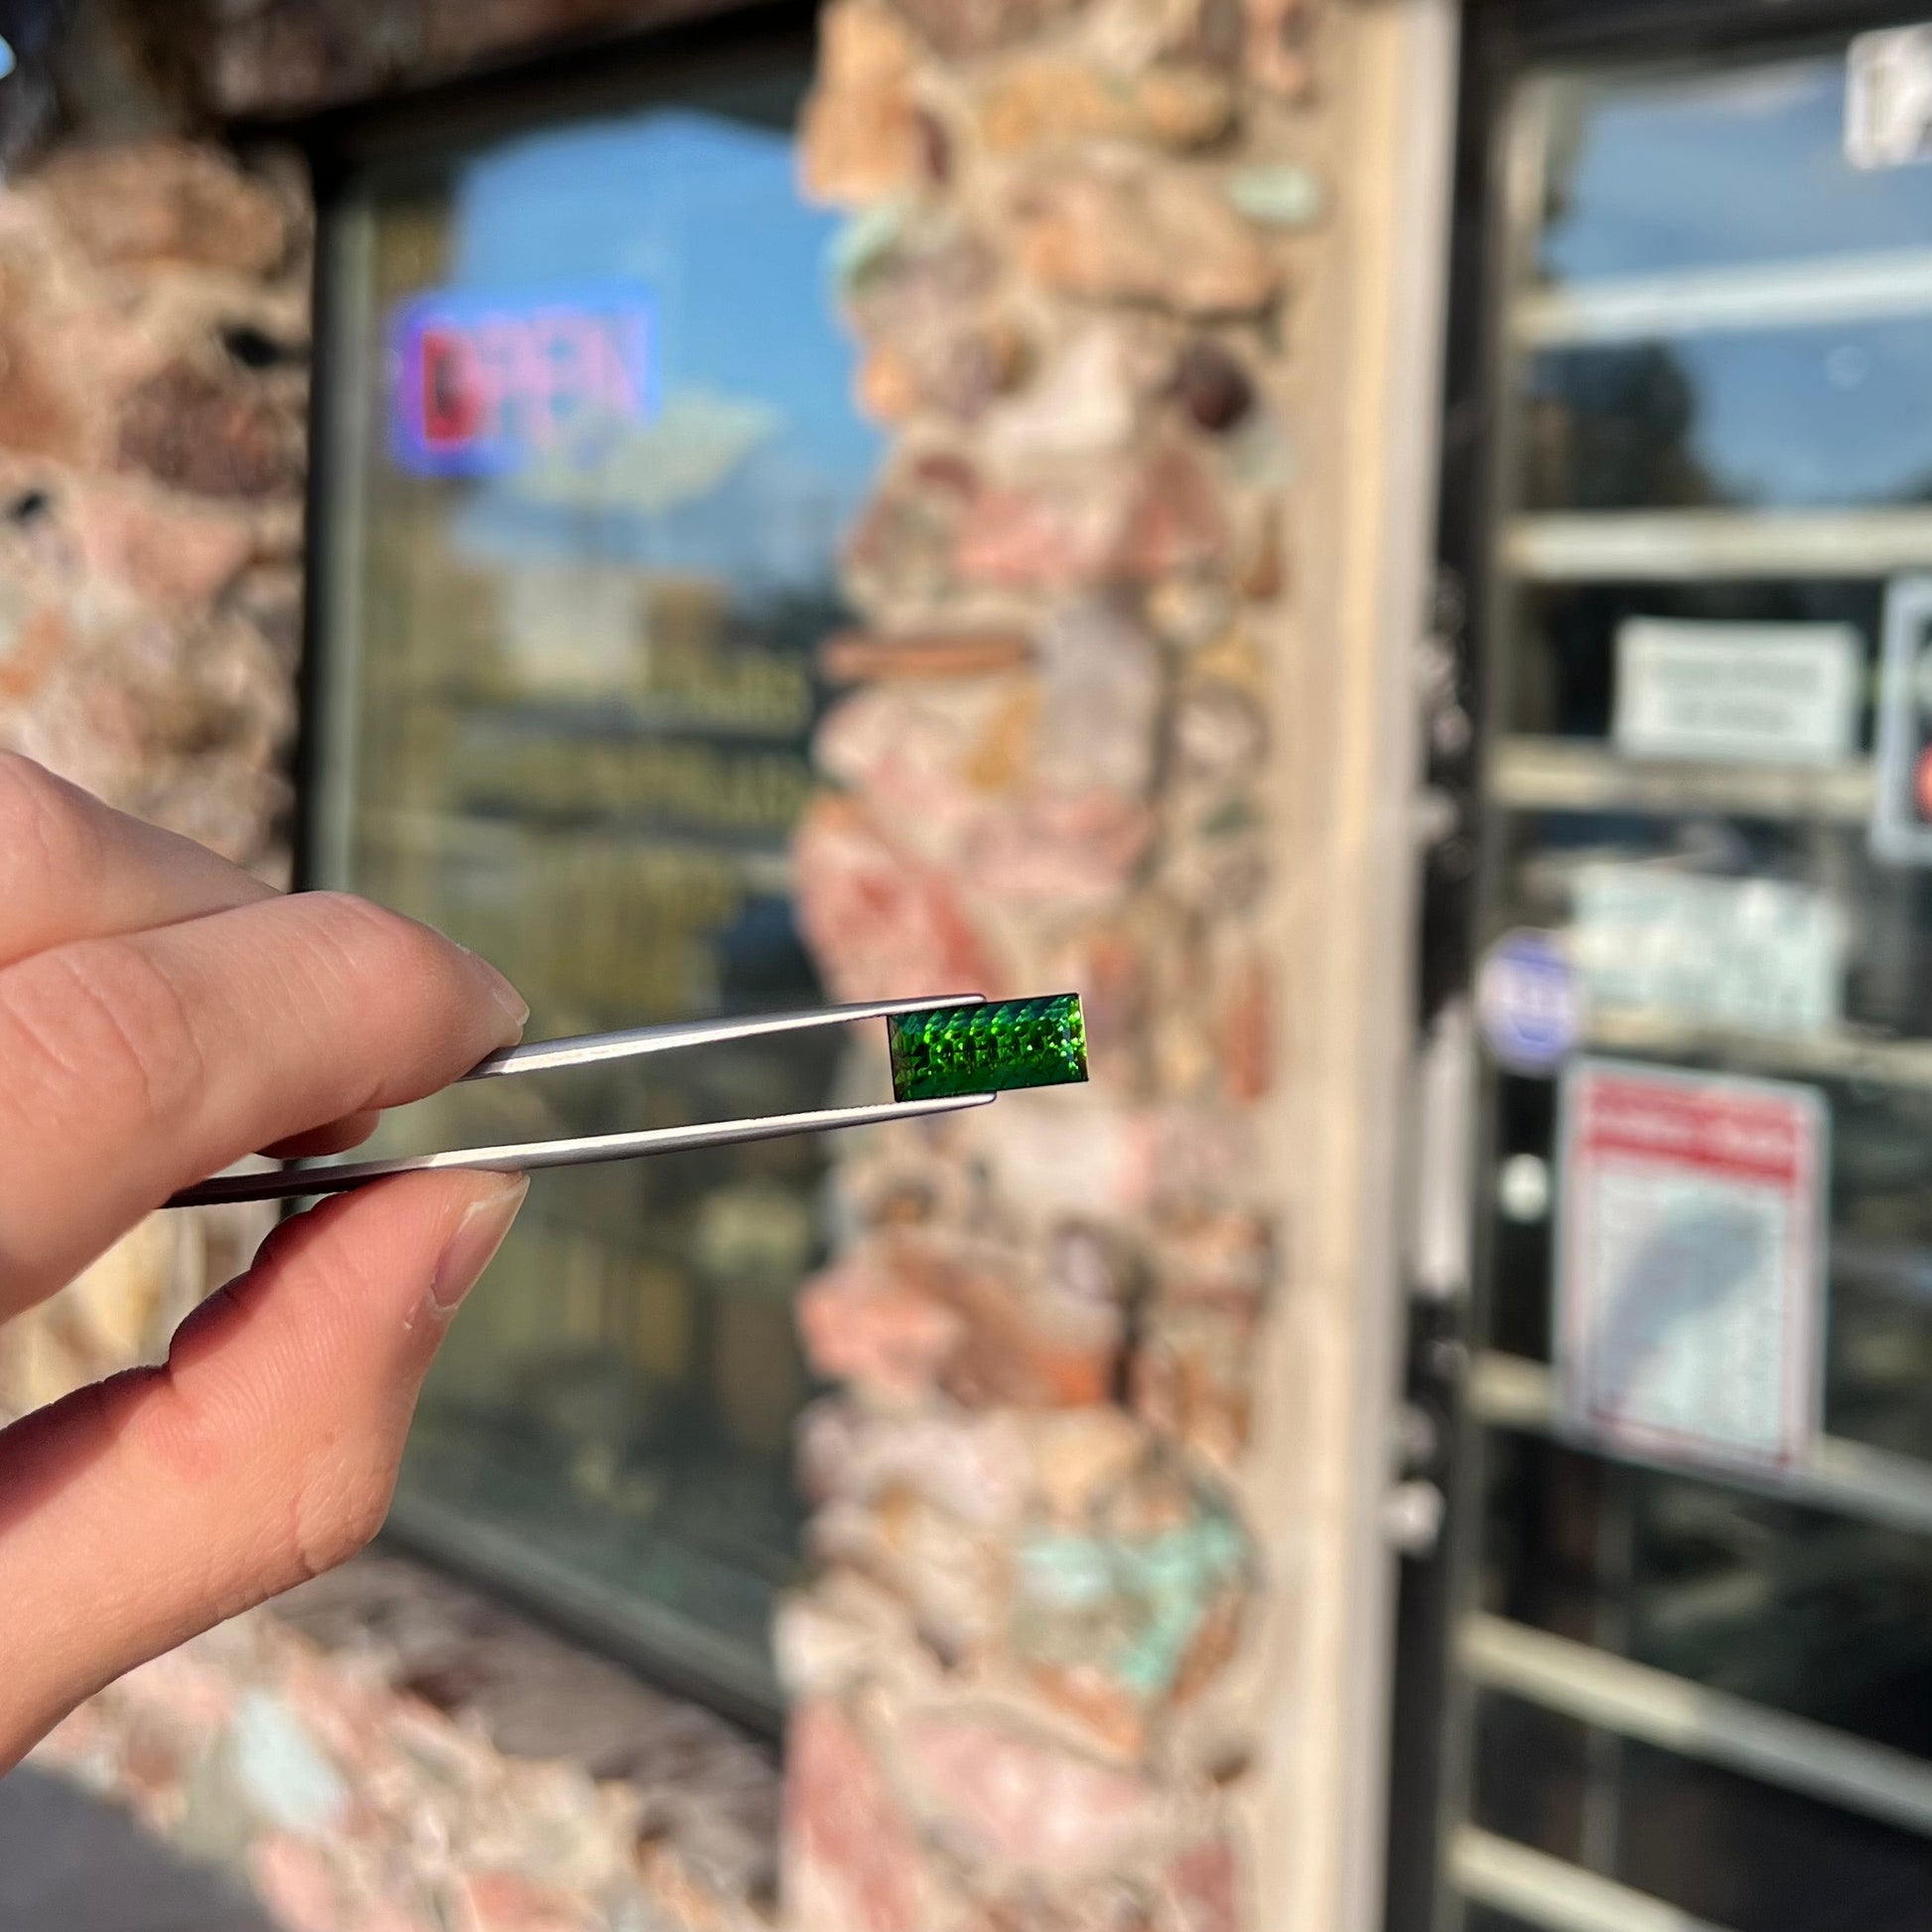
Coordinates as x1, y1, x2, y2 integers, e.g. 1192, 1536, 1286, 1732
0, 1169, 526, 1767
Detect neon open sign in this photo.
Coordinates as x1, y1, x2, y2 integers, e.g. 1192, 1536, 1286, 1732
388, 281, 656, 478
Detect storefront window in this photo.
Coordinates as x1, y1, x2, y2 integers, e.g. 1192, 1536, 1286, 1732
313, 54, 875, 1713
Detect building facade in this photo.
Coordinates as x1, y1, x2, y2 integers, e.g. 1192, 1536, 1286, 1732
6, 4, 1932, 1932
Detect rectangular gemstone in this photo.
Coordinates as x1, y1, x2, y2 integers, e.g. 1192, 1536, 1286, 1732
889, 994, 1088, 1103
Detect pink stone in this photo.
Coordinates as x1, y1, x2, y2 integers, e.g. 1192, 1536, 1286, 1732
68, 483, 254, 615
785, 1703, 925, 1932
814, 681, 1016, 865
0, 260, 89, 465
1115, 446, 1230, 581
249, 1834, 345, 1932
842, 469, 973, 607
458, 1870, 593, 1932
965, 789, 1154, 907
1149, 1211, 1277, 1307
954, 483, 1123, 592
800, 1401, 1033, 1528
116, 1645, 239, 1736
899, 1713, 1166, 1876
793, 794, 1004, 1003
1245, 0, 1316, 97
797, 1256, 966, 1403
1166, 1835, 1245, 1932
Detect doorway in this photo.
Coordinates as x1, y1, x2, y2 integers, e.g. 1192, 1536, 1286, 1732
1393, 6, 1932, 1928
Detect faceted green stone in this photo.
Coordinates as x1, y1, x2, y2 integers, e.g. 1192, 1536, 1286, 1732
889, 995, 1088, 1103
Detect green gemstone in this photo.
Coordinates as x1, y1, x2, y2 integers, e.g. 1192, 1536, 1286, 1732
889, 995, 1088, 1103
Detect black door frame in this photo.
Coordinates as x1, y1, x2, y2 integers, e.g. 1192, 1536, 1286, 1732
1385, 3, 1932, 1926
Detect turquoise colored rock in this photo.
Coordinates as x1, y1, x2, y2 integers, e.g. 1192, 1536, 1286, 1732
231, 1691, 348, 1836
829, 202, 910, 296
1225, 164, 1325, 230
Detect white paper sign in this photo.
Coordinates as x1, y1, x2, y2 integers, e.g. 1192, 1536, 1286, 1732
1613, 620, 1860, 765
1848, 25, 1932, 171
1558, 1061, 1825, 1477
1571, 866, 1844, 1036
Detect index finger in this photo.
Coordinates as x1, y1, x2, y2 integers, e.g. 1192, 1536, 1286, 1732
0, 891, 527, 1312
0, 753, 277, 967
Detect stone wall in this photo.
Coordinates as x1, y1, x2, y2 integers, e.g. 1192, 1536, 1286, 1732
0, 2, 1453, 1928
776, 4, 1331, 1927
0, 130, 309, 1419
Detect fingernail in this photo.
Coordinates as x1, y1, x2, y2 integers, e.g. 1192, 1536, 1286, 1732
431, 1174, 528, 1311
487, 972, 530, 1035
462, 946, 530, 1035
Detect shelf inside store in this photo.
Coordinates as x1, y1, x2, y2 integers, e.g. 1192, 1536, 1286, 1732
1468, 1353, 1932, 1542
449, 695, 814, 749
1450, 1827, 1736, 1932
1491, 736, 1874, 822
354, 804, 797, 892
1510, 245, 1932, 347
1503, 507, 1932, 581
1583, 1009, 1932, 1093
1458, 1616, 1932, 1844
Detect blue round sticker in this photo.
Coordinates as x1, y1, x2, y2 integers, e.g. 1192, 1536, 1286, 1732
1478, 930, 1585, 1075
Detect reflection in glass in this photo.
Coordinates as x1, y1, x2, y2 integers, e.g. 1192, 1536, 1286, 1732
1537, 61, 1932, 284
1522, 321, 1932, 516
1479, 1436, 1932, 1760
321, 67, 877, 1705
1472, 1693, 1932, 1932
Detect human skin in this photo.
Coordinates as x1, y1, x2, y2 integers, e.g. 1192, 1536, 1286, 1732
0, 754, 531, 1768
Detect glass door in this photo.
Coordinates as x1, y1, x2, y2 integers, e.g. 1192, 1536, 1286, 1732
1411, 14, 1932, 1931
310, 35, 876, 1719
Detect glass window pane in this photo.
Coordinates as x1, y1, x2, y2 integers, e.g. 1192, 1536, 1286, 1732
1471, 1694, 1932, 1931
1522, 325, 1932, 516
318, 58, 871, 1706
1506, 580, 1886, 745
1478, 1434, 1932, 1759
1536, 60, 1932, 285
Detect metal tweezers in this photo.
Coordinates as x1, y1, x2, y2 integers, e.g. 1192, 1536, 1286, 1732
166, 994, 993, 1209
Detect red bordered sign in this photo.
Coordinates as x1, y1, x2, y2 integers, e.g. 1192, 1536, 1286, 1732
1557, 1059, 1826, 1477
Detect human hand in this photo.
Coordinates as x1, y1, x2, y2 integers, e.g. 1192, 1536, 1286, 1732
0, 755, 530, 1767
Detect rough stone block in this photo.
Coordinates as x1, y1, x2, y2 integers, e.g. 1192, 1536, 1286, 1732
800, 3, 930, 207
117, 359, 305, 499
1244, 0, 1317, 96
797, 1254, 968, 1404
976, 59, 1236, 153
1009, 1451, 1252, 1749
897, 1711, 1167, 1877
784, 1703, 926, 1932
1014, 161, 1279, 316
792, 794, 1005, 1004
1130, 1307, 1256, 1470
963, 788, 1155, 908
820, 627, 1034, 685
68, 483, 255, 615
889, 0, 1085, 58
34, 143, 289, 274
1163, 1834, 1245, 1932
